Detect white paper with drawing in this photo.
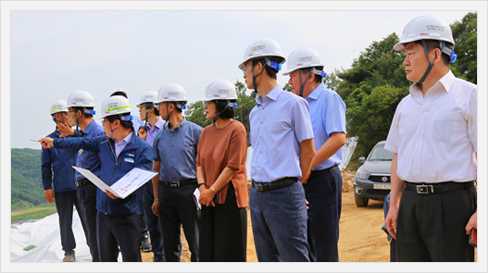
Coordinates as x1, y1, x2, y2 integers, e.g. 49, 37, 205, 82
73, 166, 157, 199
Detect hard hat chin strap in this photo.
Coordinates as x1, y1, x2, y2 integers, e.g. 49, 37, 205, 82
164, 102, 171, 130
299, 69, 314, 97
251, 60, 264, 99
415, 40, 435, 87
212, 101, 235, 126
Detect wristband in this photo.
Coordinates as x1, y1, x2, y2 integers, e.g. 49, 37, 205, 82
197, 183, 206, 188
154, 199, 159, 202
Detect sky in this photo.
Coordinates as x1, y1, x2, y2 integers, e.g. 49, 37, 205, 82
2, 1, 487, 272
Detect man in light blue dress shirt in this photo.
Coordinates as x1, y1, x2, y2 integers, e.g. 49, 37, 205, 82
137, 91, 166, 262
284, 48, 347, 262
238, 38, 316, 262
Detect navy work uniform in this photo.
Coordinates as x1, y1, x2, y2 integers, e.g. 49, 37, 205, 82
41, 130, 88, 257
54, 131, 154, 262
73, 120, 105, 262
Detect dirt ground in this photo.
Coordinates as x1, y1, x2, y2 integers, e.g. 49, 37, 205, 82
141, 170, 394, 262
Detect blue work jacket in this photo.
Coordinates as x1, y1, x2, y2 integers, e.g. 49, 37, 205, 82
41, 130, 78, 193
54, 131, 153, 216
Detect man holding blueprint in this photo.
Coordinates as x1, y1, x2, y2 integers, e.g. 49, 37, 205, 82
40, 95, 154, 262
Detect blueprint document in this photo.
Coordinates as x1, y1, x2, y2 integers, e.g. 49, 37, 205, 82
73, 166, 157, 199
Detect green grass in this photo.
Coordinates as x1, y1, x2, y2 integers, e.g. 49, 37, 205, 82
11, 204, 58, 223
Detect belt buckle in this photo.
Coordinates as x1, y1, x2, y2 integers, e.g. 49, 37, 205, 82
255, 183, 264, 192
170, 181, 180, 188
416, 185, 434, 194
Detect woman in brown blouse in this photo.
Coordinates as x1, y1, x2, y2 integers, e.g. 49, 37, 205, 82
196, 79, 248, 262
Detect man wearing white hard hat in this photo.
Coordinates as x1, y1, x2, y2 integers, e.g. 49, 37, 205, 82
239, 38, 315, 262
284, 48, 346, 262
384, 15, 477, 262
136, 91, 166, 262
151, 84, 202, 262
40, 100, 88, 262
57, 90, 105, 262
40, 95, 154, 262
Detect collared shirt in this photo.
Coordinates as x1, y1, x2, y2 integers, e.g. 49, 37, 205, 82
75, 119, 105, 181
306, 84, 347, 171
144, 118, 165, 147
385, 70, 477, 183
249, 86, 314, 182
115, 132, 132, 158
153, 118, 203, 181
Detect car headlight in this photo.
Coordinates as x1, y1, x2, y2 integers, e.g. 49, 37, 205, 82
355, 170, 368, 180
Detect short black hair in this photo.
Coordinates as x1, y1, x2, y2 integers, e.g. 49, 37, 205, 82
299, 66, 324, 84
73, 107, 94, 118
144, 102, 160, 116
251, 56, 284, 80
106, 115, 133, 131
214, 100, 235, 119
413, 40, 453, 66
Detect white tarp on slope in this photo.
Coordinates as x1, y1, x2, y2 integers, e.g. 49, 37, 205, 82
11, 212, 100, 262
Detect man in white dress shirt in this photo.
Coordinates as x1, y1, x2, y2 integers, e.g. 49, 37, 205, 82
384, 15, 477, 262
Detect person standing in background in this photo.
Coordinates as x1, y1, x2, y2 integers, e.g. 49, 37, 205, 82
136, 90, 166, 262
41, 99, 88, 262
284, 48, 346, 262
151, 84, 202, 262
196, 79, 248, 262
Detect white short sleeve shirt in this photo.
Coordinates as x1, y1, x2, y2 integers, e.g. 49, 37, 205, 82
384, 70, 477, 183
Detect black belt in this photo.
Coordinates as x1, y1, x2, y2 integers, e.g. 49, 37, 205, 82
309, 165, 339, 180
161, 179, 197, 188
252, 177, 298, 192
75, 178, 91, 187
404, 181, 475, 195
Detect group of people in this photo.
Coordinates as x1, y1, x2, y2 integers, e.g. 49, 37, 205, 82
38, 14, 477, 263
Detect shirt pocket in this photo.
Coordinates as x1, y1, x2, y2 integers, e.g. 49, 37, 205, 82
432, 110, 463, 143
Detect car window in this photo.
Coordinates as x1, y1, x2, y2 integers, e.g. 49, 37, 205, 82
368, 144, 394, 161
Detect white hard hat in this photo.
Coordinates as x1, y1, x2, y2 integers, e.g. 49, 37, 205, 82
394, 15, 455, 51
238, 38, 286, 71
154, 83, 187, 103
202, 80, 237, 101
50, 100, 69, 115
100, 95, 132, 118
137, 91, 158, 107
283, 48, 325, 76
67, 90, 96, 108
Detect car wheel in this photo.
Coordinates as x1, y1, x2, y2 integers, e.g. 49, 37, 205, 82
355, 196, 369, 207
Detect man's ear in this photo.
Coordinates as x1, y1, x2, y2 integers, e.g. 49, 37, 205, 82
432, 48, 443, 64
253, 61, 264, 76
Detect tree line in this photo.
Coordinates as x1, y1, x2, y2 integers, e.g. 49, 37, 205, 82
184, 12, 477, 157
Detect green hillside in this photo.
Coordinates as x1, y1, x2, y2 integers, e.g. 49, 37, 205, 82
11, 148, 45, 210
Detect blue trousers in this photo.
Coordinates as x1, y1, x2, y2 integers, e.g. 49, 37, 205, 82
97, 212, 143, 262
54, 190, 86, 253
158, 184, 200, 262
250, 180, 310, 262
303, 167, 342, 262
142, 182, 164, 256
77, 183, 99, 262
